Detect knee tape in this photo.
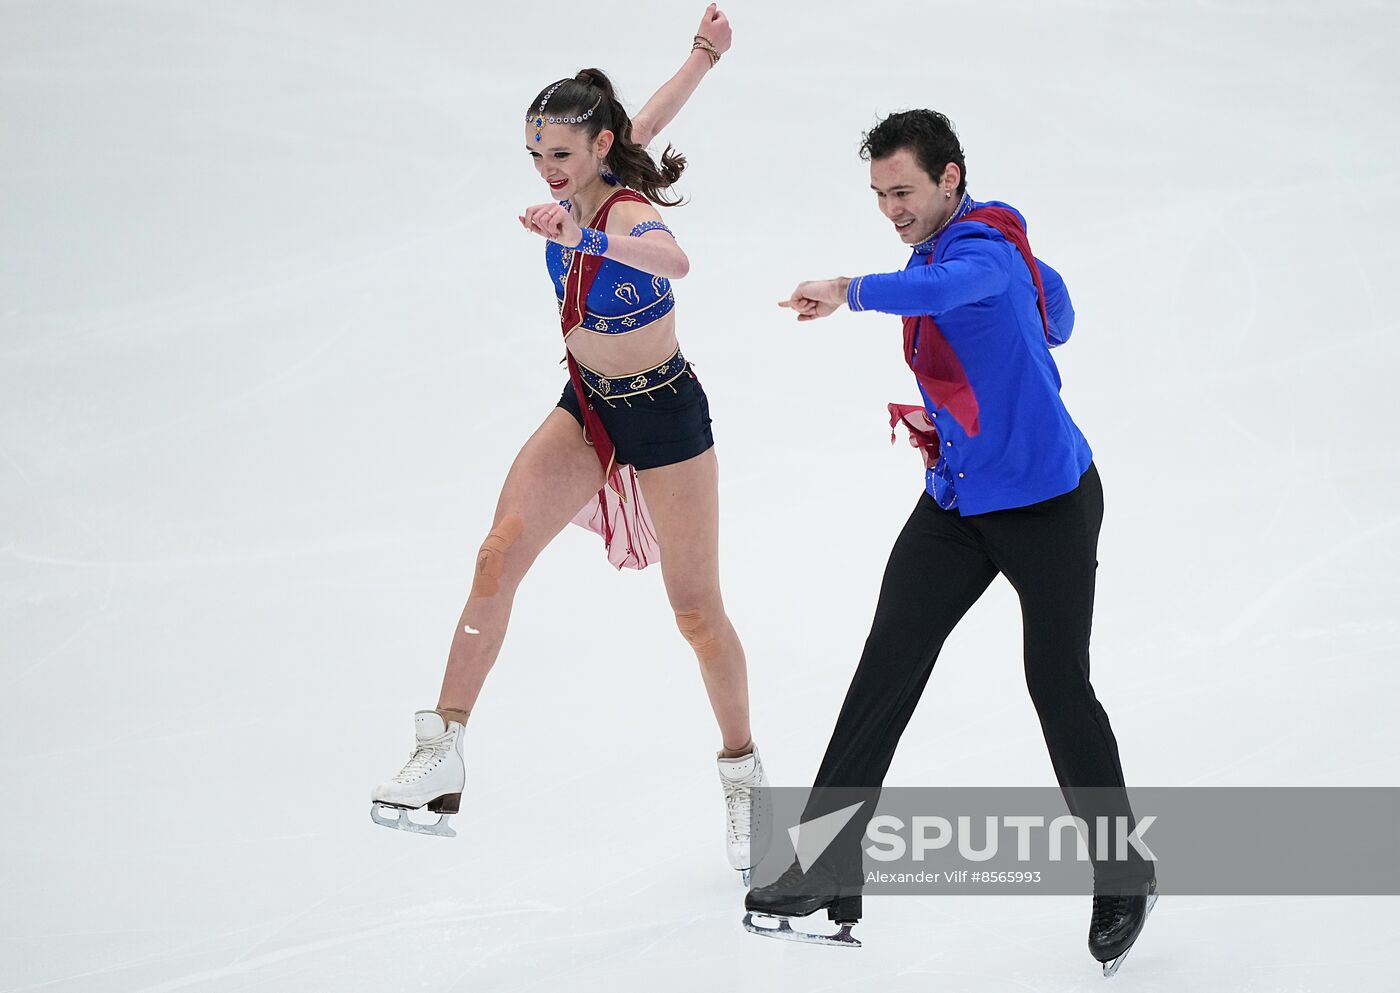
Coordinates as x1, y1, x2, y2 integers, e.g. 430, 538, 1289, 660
675, 607, 723, 663
471, 513, 524, 598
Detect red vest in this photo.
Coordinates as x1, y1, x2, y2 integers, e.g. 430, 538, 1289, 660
899, 205, 1050, 439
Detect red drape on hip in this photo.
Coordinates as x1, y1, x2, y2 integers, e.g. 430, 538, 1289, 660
559, 188, 660, 570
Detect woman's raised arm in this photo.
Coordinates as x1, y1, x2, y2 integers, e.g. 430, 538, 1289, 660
630, 4, 731, 148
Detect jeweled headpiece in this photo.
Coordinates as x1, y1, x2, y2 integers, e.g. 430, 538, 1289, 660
531, 79, 603, 142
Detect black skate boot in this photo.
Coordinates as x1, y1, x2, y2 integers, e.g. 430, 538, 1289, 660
743, 859, 862, 947
1089, 876, 1157, 977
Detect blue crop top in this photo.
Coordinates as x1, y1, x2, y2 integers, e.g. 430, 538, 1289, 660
545, 203, 675, 334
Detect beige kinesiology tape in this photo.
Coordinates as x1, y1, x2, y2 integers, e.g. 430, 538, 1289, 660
436, 707, 471, 727
470, 513, 524, 598
675, 607, 723, 663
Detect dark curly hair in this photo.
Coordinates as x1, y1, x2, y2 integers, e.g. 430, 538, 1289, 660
527, 69, 686, 207
859, 109, 967, 195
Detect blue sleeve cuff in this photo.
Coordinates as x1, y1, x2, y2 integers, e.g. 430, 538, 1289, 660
847, 275, 868, 312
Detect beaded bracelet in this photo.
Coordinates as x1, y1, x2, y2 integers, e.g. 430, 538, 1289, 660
692, 35, 720, 67
574, 227, 609, 255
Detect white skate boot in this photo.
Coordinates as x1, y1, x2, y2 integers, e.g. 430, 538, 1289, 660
718, 747, 769, 887
370, 710, 465, 838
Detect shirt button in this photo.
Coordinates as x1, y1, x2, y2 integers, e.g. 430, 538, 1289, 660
945, 441, 952, 447
930, 412, 937, 419
959, 472, 965, 478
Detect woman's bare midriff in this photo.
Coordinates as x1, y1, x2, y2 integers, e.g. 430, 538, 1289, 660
564, 309, 680, 377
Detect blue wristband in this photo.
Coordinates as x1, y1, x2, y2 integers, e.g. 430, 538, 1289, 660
575, 227, 609, 255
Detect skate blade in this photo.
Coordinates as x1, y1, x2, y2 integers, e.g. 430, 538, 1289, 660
742, 912, 861, 948
1102, 948, 1131, 978
1102, 891, 1158, 977
741, 868, 751, 888
370, 803, 456, 838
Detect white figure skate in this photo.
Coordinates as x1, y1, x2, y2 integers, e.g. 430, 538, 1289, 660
370, 710, 465, 838
718, 747, 769, 887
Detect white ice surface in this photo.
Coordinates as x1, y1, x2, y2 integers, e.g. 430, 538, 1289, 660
2, 1, 1398, 991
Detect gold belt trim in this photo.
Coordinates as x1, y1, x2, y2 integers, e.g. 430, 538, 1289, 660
576, 350, 688, 401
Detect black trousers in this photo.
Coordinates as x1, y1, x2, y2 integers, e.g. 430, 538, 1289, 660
810, 463, 1150, 886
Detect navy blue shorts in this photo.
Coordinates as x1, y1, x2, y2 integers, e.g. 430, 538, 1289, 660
557, 362, 714, 471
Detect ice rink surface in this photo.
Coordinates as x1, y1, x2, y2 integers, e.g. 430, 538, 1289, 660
3, 1, 1398, 990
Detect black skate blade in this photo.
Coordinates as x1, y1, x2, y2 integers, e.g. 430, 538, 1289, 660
370, 802, 456, 838
742, 912, 861, 948
1101, 891, 1158, 977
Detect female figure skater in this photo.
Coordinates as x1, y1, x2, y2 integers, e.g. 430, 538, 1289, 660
370, 6, 765, 885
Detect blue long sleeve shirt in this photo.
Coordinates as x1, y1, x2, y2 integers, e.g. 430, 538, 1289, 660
847, 198, 1092, 515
